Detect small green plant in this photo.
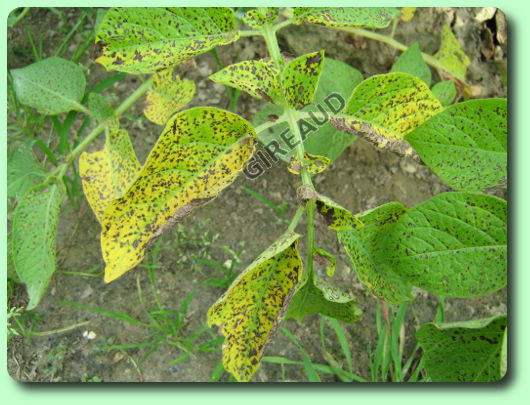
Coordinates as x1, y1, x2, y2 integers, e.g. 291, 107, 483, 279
43, 344, 68, 381
62, 242, 223, 368
8, 7, 507, 382
81, 373, 103, 382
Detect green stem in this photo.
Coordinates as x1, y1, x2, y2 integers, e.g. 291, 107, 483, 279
287, 205, 305, 232
272, 18, 295, 33
44, 76, 153, 184
262, 23, 283, 68
9, 7, 30, 27
69, 76, 153, 164
253, 112, 288, 134
285, 108, 313, 187
239, 29, 263, 37
31, 320, 90, 337
336, 26, 463, 83
305, 199, 316, 277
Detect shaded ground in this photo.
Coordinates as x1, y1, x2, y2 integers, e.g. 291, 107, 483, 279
7, 7, 507, 382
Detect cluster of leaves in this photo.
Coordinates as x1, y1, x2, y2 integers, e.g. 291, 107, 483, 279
8, 7, 507, 383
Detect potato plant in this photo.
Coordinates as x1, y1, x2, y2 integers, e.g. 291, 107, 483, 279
8, 7, 507, 382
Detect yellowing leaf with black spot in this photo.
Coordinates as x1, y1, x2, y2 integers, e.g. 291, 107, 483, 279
209, 60, 281, 102
287, 152, 330, 175
330, 72, 443, 161
242, 7, 279, 28
101, 107, 256, 283
400, 7, 416, 22
281, 50, 325, 110
79, 123, 141, 223
143, 69, 195, 125
95, 7, 239, 74
312, 193, 364, 231
434, 26, 471, 82
293, 7, 399, 29
208, 231, 302, 382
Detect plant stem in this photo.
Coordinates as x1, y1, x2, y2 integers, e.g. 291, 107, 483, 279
253, 113, 288, 134
305, 199, 316, 276
272, 18, 295, 33
31, 320, 90, 337
261, 18, 318, 280
262, 23, 283, 68
44, 76, 153, 184
336, 26, 462, 83
68, 76, 153, 164
239, 29, 263, 37
285, 108, 313, 188
287, 205, 305, 232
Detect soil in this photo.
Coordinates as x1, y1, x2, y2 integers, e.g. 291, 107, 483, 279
7, 7, 507, 382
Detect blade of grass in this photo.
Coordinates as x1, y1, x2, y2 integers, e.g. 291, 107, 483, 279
241, 186, 289, 219
209, 359, 226, 382
30, 139, 58, 165
54, 13, 87, 58
328, 317, 353, 374
390, 303, 407, 381
61, 302, 156, 329
263, 356, 367, 382
281, 327, 321, 382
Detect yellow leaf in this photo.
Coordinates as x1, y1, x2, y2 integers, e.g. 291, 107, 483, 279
400, 7, 416, 22
208, 231, 303, 381
330, 73, 442, 161
79, 123, 141, 223
143, 69, 196, 125
434, 26, 471, 82
101, 107, 256, 283
287, 152, 330, 175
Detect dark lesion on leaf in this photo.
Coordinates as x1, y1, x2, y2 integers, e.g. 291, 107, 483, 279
150, 197, 215, 242
331, 118, 423, 164
93, 41, 108, 60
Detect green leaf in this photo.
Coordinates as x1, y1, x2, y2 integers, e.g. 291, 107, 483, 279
434, 26, 470, 82
293, 7, 399, 29
287, 273, 362, 323
390, 42, 431, 86
87, 93, 114, 121
242, 7, 279, 28
79, 123, 141, 223
417, 315, 507, 382
7, 146, 45, 200
337, 202, 413, 304
12, 183, 65, 309
208, 231, 303, 382
330, 73, 443, 161
385, 192, 507, 297
11, 57, 86, 115
254, 58, 362, 162
144, 68, 196, 125
281, 50, 325, 110
431, 79, 457, 106
95, 7, 239, 74
101, 107, 256, 282
209, 59, 281, 102
405, 99, 507, 192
